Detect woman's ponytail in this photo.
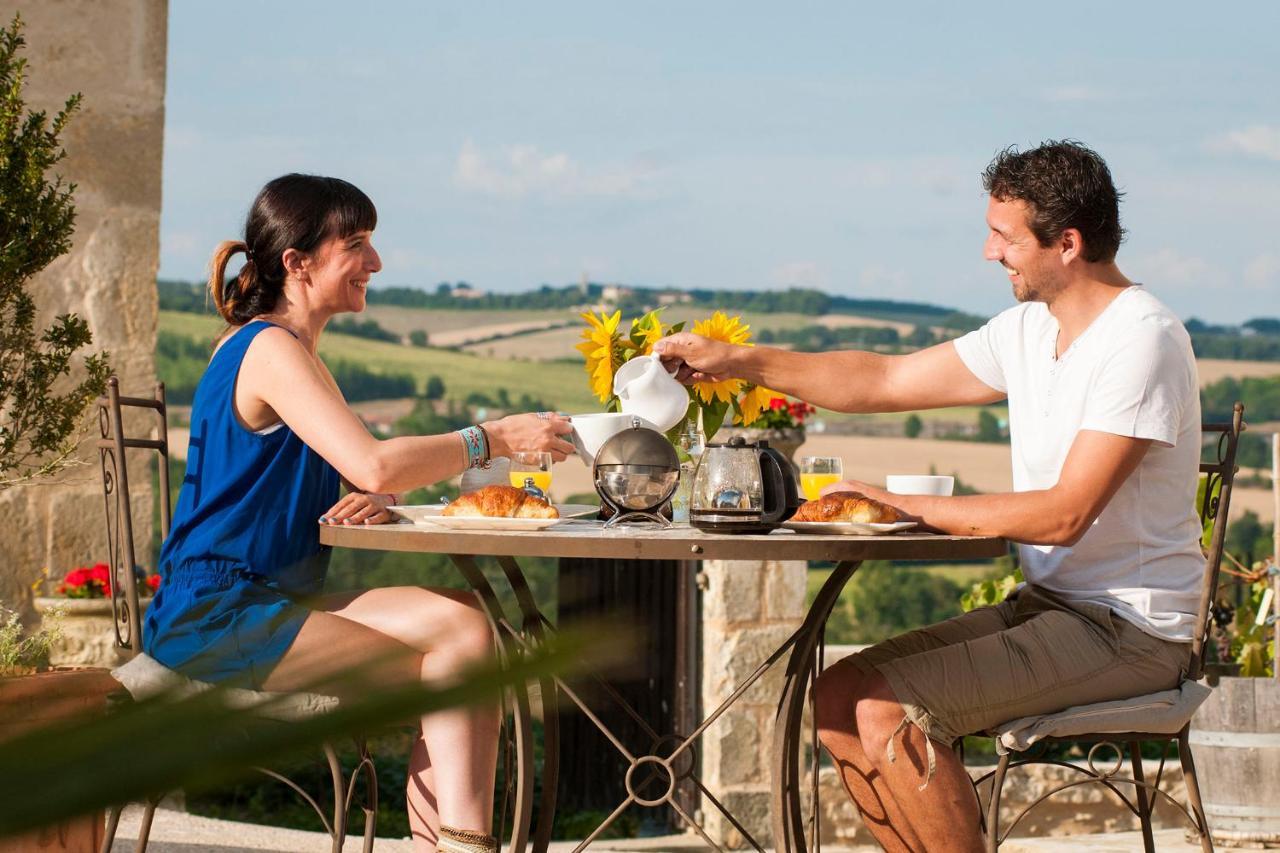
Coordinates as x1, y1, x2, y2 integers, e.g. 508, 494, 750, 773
208, 240, 254, 325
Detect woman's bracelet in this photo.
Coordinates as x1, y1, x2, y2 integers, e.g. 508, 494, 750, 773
458, 425, 491, 469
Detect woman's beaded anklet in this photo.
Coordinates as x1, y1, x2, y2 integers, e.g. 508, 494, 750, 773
438, 825, 497, 853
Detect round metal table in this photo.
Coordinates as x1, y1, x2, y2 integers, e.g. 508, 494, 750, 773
320, 520, 1006, 853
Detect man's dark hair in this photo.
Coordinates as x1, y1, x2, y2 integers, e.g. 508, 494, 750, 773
982, 140, 1125, 263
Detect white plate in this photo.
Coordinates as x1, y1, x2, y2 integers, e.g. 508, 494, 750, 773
388, 503, 598, 530
781, 520, 918, 536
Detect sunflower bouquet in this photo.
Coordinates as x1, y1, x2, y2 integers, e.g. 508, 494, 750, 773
576, 308, 785, 441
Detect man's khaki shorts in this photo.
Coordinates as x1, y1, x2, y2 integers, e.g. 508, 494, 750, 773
845, 584, 1192, 747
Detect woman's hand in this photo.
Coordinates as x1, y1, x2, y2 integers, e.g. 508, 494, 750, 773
320, 491, 398, 526
485, 412, 575, 462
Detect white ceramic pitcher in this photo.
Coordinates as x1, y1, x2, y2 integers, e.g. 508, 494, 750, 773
612, 355, 689, 432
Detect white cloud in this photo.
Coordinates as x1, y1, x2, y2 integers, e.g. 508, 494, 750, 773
771, 261, 825, 288
453, 140, 661, 200
382, 247, 438, 275
1132, 248, 1218, 290
1243, 253, 1280, 290
858, 264, 912, 292
1207, 125, 1280, 162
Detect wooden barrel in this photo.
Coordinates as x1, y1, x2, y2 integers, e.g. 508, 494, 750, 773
1189, 676, 1280, 845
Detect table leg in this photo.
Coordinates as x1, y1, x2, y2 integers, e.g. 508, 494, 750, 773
448, 555, 539, 853
770, 560, 862, 853
496, 556, 560, 853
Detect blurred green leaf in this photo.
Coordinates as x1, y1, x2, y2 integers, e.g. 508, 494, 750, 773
0, 632, 603, 837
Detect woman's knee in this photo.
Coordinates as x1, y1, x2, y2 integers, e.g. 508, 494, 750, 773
433, 591, 496, 663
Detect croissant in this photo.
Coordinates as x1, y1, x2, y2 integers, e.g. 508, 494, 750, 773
443, 485, 559, 519
792, 491, 902, 524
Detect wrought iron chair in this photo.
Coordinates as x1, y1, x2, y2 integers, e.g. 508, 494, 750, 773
95, 377, 377, 853
970, 402, 1245, 852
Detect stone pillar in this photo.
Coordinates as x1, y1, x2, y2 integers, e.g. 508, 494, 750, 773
699, 558, 807, 847
0, 1, 166, 615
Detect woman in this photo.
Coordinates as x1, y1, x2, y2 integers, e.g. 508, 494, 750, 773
144, 174, 574, 853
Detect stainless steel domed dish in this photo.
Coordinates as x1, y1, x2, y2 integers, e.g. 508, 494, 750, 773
592, 418, 680, 527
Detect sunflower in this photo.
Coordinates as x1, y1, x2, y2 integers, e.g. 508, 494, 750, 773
576, 310, 623, 404
631, 311, 665, 355
691, 311, 752, 404
735, 383, 778, 426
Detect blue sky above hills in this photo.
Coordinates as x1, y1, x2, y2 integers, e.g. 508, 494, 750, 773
161, 1, 1280, 322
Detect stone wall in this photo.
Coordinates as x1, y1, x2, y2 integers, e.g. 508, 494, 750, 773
0, 1, 166, 617
698, 558, 808, 846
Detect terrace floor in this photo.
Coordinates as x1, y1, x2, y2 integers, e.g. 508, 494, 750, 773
111, 805, 1206, 852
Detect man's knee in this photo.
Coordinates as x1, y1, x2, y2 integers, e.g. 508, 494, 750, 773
814, 658, 871, 738
851, 671, 909, 763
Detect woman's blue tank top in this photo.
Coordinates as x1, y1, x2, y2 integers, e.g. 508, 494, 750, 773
144, 320, 340, 685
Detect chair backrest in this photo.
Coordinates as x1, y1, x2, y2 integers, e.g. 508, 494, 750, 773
97, 377, 171, 658
1187, 401, 1245, 681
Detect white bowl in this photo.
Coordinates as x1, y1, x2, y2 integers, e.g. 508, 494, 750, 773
885, 475, 954, 496
570, 413, 655, 467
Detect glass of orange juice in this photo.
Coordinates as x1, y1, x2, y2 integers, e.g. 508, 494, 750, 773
799, 456, 843, 501
510, 451, 553, 497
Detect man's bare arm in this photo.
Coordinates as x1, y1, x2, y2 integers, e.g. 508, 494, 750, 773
655, 334, 1003, 413
831, 430, 1152, 545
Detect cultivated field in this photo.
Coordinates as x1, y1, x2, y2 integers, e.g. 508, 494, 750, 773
159, 310, 600, 412
1196, 358, 1280, 384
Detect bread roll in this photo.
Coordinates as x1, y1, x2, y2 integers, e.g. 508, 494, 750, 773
443, 485, 559, 519
792, 491, 901, 524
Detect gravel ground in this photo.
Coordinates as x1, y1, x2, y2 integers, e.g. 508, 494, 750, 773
110, 805, 1205, 852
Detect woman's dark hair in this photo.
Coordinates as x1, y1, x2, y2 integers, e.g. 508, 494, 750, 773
208, 174, 377, 325
982, 140, 1125, 263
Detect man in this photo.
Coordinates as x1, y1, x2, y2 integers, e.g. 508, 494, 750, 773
655, 140, 1201, 852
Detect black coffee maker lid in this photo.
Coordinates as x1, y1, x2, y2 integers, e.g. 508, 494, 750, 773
707, 435, 771, 449
594, 421, 680, 470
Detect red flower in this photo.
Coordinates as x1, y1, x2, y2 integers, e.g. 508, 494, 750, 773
146, 574, 161, 592
89, 563, 112, 595
769, 397, 787, 410
63, 568, 90, 588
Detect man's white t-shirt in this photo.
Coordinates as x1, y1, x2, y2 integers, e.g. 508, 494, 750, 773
952, 286, 1203, 641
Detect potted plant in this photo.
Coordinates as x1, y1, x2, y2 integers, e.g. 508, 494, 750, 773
1191, 557, 1280, 845
32, 564, 160, 668
0, 603, 63, 677
716, 394, 816, 463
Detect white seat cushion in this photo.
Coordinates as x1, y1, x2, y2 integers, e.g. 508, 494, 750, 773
111, 653, 339, 722
994, 679, 1212, 754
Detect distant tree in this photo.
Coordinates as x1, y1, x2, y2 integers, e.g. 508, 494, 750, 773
1244, 318, 1280, 337
1225, 510, 1273, 568
328, 317, 399, 343
408, 329, 429, 348
825, 563, 964, 644
975, 409, 1003, 443
424, 375, 445, 400
904, 413, 923, 439
904, 325, 934, 348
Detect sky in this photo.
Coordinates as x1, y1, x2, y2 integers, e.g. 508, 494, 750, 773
160, 2, 1280, 323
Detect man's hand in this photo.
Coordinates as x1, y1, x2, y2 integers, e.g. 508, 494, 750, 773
654, 333, 744, 386
819, 479, 919, 523
828, 431, 1153, 545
